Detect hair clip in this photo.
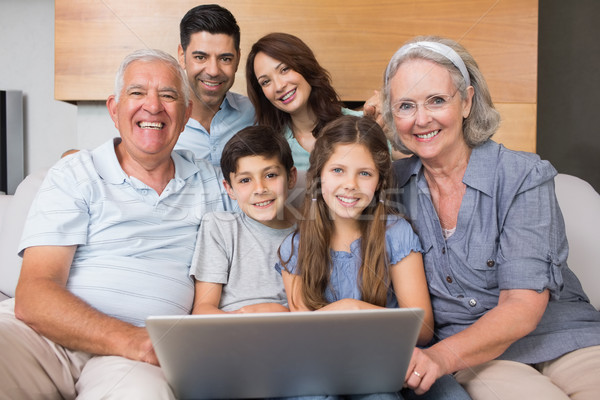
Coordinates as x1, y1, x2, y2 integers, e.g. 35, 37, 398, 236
311, 198, 317, 202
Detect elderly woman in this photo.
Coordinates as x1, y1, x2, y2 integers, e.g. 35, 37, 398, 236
382, 36, 600, 400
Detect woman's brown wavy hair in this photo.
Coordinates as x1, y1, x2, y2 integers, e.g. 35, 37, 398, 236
246, 32, 344, 139
280, 115, 394, 310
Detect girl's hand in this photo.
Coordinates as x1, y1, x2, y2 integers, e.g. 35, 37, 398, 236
234, 303, 290, 313
318, 298, 381, 311
404, 347, 448, 395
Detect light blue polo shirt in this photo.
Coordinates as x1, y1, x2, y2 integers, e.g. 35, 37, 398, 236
175, 91, 255, 167
19, 138, 234, 326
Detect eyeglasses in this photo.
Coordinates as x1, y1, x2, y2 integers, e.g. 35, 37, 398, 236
391, 91, 458, 119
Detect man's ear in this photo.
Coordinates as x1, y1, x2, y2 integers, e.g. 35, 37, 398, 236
177, 44, 186, 69
106, 95, 119, 129
222, 178, 237, 201
287, 166, 298, 190
234, 49, 241, 72
184, 98, 193, 123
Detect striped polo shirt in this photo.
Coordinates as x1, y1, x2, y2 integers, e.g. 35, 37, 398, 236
19, 138, 233, 326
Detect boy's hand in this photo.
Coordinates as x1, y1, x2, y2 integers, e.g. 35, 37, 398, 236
234, 303, 289, 313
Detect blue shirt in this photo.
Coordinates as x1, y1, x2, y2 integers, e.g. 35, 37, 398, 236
392, 140, 600, 363
175, 91, 255, 166
19, 138, 235, 326
275, 216, 423, 307
283, 107, 363, 171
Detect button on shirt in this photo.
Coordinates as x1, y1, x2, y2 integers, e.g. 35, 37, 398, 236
392, 140, 600, 364
175, 92, 255, 166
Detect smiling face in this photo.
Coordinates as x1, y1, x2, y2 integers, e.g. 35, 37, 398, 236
178, 31, 239, 112
224, 155, 297, 229
320, 143, 380, 227
253, 52, 312, 117
107, 59, 191, 165
389, 59, 473, 162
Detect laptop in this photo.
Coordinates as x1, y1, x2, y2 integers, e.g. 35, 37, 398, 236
146, 308, 424, 399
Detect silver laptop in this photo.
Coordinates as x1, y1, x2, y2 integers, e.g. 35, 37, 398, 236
146, 308, 424, 399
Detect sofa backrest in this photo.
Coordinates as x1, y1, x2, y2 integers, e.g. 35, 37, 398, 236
0, 195, 11, 230
554, 173, 600, 310
0, 169, 46, 298
1, 170, 598, 311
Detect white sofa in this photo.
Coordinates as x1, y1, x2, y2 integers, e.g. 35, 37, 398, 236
0, 169, 47, 302
1, 171, 599, 310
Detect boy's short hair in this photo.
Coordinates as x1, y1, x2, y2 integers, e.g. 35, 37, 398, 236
221, 126, 294, 185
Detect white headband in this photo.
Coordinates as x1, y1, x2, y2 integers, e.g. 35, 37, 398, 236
385, 41, 471, 87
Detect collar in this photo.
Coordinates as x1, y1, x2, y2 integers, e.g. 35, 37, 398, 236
93, 138, 200, 186
93, 138, 127, 185
462, 140, 499, 197
393, 140, 500, 197
223, 91, 244, 112
393, 155, 422, 187
185, 91, 242, 130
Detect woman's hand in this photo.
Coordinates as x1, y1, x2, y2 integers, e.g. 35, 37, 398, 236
404, 347, 448, 395
363, 90, 382, 122
404, 288, 550, 394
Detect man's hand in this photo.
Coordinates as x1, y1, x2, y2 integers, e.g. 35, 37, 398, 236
127, 328, 159, 366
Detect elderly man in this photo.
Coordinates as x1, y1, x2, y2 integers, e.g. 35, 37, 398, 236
0, 49, 233, 399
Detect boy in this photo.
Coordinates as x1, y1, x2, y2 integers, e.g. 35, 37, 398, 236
190, 125, 298, 314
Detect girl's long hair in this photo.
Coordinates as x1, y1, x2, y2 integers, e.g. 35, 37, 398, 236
281, 115, 393, 310
246, 32, 344, 138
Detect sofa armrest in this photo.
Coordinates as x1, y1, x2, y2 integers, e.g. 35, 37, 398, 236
0, 195, 12, 229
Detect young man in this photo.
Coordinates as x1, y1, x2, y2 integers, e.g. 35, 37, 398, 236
0, 49, 233, 399
190, 126, 297, 314
176, 4, 255, 166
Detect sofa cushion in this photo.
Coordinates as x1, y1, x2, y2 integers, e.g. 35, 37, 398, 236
0, 169, 46, 298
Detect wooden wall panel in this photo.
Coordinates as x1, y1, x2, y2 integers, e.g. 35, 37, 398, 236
55, 0, 538, 151
494, 103, 537, 153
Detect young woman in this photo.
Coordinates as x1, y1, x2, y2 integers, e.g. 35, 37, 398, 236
246, 33, 362, 171
276, 115, 471, 400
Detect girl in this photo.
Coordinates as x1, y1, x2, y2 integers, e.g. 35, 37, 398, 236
246, 33, 363, 171
276, 115, 470, 400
